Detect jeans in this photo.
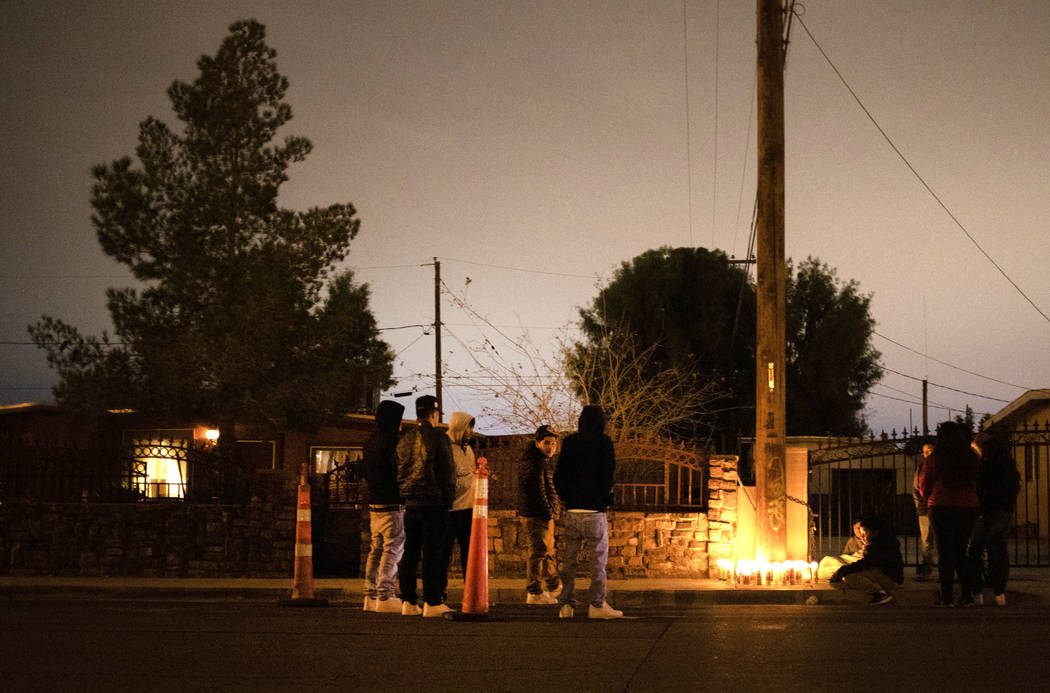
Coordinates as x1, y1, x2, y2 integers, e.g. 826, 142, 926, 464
916, 512, 936, 572
839, 567, 899, 597
365, 508, 405, 600
969, 509, 1013, 596
521, 516, 560, 595
558, 511, 609, 608
398, 507, 451, 607
443, 508, 473, 579
930, 505, 980, 603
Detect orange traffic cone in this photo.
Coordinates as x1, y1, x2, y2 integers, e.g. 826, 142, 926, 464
449, 457, 490, 620
279, 466, 328, 607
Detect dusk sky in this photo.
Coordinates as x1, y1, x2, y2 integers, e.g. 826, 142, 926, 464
2, 1, 1048, 438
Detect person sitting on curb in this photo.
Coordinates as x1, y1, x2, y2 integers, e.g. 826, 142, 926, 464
816, 519, 866, 581
829, 514, 904, 605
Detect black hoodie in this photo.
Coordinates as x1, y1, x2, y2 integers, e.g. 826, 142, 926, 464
554, 405, 616, 511
364, 400, 404, 506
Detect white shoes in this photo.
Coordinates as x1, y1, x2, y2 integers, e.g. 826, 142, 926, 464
526, 591, 559, 605
422, 603, 454, 618
375, 597, 403, 613
401, 601, 423, 616
362, 596, 377, 612
558, 604, 575, 619
588, 602, 624, 620
993, 592, 1007, 607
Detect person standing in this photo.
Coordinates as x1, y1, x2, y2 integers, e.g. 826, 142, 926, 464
919, 420, 980, 607
443, 412, 477, 581
968, 433, 1021, 606
362, 400, 407, 613
396, 394, 455, 617
554, 405, 622, 620
913, 440, 937, 580
517, 424, 563, 605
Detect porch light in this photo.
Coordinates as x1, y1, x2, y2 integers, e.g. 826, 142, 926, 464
204, 429, 220, 441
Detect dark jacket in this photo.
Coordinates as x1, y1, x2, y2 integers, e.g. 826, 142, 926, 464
396, 419, 455, 509
978, 437, 1021, 513
554, 406, 616, 512
517, 442, 559, 519
363, 400, 404, 507
834, 523, 904, 584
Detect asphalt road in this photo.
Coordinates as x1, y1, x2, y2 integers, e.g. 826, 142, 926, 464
2, 600, 1049, 692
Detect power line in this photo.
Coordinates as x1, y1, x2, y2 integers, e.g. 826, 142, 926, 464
794, 10, 1050, 327
881, 366, 1011, 402
437, 257, 597, 280
873, 331, 1029, 390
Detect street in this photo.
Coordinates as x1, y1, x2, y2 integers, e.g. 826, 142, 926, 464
3, 600, 1049, 692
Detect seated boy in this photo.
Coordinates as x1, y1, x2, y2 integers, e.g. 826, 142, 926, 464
816, 519, 866, 580
830, 514, 904, 605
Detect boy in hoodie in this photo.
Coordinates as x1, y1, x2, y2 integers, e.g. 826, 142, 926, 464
362, 400, 406, 613
443, 412, 477, 581
396, 394, 456, 617
553, 405, 622, 619
829, 514, 904, 605
517, 424, 563, 604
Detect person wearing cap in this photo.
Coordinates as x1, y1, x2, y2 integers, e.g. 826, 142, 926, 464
517, 424, 563, 605
362, 400, 406, 613
396, 394, 456, 617
554, 405, 623, 619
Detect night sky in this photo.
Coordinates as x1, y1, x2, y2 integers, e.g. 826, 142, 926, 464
2, 0, 1048, 436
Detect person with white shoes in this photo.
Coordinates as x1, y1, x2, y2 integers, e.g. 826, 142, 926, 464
968, 433, 1021, 607
396, 394, 456, 618
362, 400, 406, 614
517, 425, 564, 605
553, 406, 623, 620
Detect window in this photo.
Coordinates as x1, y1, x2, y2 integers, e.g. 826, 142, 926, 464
310, 446, 363, 475
238, 440, 277, 470
123, 429, 193, 499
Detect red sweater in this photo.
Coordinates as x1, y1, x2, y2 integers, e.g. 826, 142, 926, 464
919, 450, 979, 508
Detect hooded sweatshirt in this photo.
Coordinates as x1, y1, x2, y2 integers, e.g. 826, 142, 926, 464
364, 400, 405, 507
554, 405, 616, 511
446, 412, 477, 512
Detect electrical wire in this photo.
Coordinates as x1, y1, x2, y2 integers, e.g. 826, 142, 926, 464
436, 257, 597, 280
881, 366, 1011, 402
794, 10, 1050, 326
873, 331, 1029, 390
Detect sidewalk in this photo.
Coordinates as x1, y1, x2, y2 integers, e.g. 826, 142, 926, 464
5, 569, 1050, 606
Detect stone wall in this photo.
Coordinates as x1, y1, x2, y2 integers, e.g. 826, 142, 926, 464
705, 455, 739, 575
0, 500, 296, 577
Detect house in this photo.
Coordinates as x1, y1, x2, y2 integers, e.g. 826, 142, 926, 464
984, 389, 1050, 539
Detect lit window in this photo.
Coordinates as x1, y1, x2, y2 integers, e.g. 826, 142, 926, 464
123, 430, 192, 500
310, 446, 363, 475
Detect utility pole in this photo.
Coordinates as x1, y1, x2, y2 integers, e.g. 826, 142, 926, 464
433, 257, 443, 416
754, 0, 788, 562
922, 379, 929, 437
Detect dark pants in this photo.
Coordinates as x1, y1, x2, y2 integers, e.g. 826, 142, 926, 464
399, 506, 450, 607
443, 508, 473, 579
969, 509, 1013, 596
930, 505, 980, 603
521, 515, 560, 595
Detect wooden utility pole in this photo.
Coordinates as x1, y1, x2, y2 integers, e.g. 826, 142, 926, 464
754, 0, 788, 562
433, 257, 443, 415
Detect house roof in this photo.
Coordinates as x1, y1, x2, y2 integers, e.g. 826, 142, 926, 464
983, 388, 1050, 431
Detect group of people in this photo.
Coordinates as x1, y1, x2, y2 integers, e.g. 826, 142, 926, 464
823, 420, 1020, 607
361, 394, 624, 619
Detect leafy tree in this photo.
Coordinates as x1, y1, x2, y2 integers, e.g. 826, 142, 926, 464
574, 247, 884, 445
30, 20, 393, 436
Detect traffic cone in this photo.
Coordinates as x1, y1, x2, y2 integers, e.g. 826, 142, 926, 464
447, 457, 490, 620
279, 466, 328, 607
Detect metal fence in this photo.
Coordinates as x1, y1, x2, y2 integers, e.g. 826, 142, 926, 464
0, 441, 258, 504
807, 423, 1050, 567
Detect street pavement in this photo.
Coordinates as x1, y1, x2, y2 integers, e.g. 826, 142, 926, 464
3, 598, 1050, 692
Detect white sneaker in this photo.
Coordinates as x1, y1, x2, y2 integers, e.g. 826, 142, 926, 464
422, 603, 454, 618
526, 591, 558, 605
993, 592, 1007, 607
362, 596, 378, 612
558, 604, 575, 619
588, 602, 624, 620
401, 601, 422, 616
375, 597, 403, 613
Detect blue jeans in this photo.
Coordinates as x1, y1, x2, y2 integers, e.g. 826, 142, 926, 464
558, 511, 609, 608
365, 508, 405, 600
969, 509, 1012, 596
